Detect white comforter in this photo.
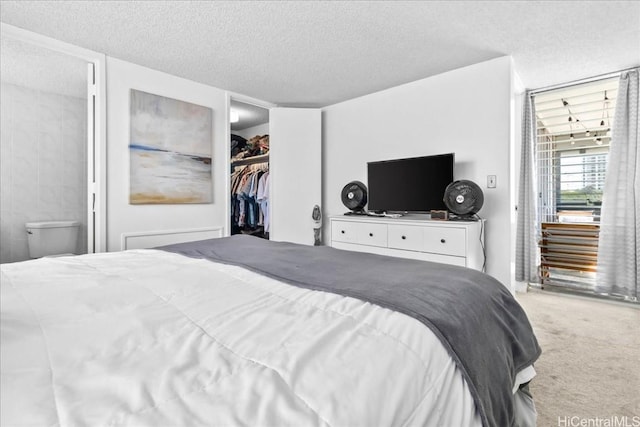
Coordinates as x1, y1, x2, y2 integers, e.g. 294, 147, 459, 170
1, 249, 488, 426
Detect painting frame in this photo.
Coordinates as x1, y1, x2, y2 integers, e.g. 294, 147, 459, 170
129, 89, 213, 204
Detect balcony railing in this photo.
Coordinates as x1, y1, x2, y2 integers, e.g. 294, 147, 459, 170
539, 221, 600, 290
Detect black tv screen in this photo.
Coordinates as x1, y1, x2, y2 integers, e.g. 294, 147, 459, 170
367, 153, 454, 212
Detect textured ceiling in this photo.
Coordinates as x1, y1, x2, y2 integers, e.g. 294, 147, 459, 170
1, 1, 638, 107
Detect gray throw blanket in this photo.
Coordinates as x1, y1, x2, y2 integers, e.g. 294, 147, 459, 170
160, 235, 541, 427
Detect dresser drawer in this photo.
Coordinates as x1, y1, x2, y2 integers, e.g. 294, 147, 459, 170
330, 216, 484, 272
388, 224, 423, 251
331, 220, 358, 243
356, 222, 388, 247
423, 227, 466, 257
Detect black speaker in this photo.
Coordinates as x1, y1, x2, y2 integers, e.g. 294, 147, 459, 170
341, 181, 367, 214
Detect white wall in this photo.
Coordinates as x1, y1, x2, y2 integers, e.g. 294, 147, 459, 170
322, 57, 516, 288
0, 82, 87, 263
106, 58, 229, 251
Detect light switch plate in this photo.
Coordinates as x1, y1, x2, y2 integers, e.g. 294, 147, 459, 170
487, 175, 497, 188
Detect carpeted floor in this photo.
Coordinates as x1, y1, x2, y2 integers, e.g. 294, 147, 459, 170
515, 290, 640, 426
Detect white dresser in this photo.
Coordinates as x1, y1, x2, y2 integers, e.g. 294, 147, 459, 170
330, 215, 485, 271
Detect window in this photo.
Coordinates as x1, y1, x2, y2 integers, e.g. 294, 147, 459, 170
534, 77, 618, 223
533, 77, 619, 290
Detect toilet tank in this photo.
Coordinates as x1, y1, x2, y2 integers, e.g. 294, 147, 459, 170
26, 221, 80, 258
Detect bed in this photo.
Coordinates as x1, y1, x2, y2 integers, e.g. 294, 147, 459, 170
1, 234, 540, 426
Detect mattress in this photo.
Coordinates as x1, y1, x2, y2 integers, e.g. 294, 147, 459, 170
1, 246, 537, 426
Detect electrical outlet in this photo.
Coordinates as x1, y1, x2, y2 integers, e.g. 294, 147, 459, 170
487, 175, 497, 188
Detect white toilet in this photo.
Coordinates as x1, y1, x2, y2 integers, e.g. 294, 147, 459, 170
26, 221, 80, 258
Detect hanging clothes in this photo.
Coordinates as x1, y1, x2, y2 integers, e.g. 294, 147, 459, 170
230, 162, 269, 237
230, 132, 270, 238
257, 171, 270, 233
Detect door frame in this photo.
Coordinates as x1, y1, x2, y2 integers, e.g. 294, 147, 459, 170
1, 23, 107, 253
225, 92, 275, 237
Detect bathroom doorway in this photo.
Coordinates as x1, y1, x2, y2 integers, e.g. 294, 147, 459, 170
0, 24, 106, 262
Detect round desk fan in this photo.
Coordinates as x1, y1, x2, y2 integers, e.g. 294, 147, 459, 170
341, 181, 367, 214
443, 180, 484, 219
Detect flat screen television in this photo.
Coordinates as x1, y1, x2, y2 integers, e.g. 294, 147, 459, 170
367, 153, 454, 213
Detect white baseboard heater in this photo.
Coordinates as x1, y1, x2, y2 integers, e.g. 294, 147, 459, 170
120, 227, 224, 251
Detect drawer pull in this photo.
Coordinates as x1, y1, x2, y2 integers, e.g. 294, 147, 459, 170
369, 233, 373, 237
341, 230, 345, 234
440, 239, 446, 243
401, 235, 406, 240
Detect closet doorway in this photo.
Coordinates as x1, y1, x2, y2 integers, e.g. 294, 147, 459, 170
229, 100, 270, 239
227, 97, 321, 246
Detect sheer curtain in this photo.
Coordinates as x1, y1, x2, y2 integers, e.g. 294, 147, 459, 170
596, 69, 639, 300
516, 92, 539, 283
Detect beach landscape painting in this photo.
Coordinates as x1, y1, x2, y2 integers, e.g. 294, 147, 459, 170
130, 89, 213, 204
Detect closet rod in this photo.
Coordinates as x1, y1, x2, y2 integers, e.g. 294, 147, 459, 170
231, 153, 269, 166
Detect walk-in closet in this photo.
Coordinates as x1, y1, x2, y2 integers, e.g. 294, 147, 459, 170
230, 100, 270, 239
